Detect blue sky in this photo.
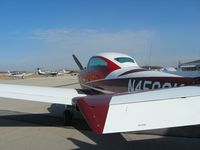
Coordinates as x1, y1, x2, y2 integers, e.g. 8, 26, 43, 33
0, 0, 200, 70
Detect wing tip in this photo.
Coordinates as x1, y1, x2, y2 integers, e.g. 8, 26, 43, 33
74, 95, 112, 134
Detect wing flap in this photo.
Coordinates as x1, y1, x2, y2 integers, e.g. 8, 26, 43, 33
0, 84, 86, 105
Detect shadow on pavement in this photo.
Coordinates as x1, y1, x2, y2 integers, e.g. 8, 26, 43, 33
1, 109, 200, 150
68, 131, 200, 150
0, 109, 89, 130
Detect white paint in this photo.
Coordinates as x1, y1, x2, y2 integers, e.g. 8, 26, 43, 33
106, 68, 181, 80
105, 66, 140, 79
143, 80, 152, 90
103, 86, 200, 133
97, 52, 139, 68
127, 79, 183, 92
135, 80, 142, 91
0, 84, 86, 105
152, 81, 161, 89
112, 86, 200, 105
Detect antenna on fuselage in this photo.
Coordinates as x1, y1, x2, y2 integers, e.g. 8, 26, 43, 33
72, 54, 84, 70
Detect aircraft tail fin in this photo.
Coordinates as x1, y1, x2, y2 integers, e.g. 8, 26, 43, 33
37, 68, 43, 75
7, 70, 11, 75
37, 68, 40, 72
8, 70, 12, 76
72, 54, 84, 70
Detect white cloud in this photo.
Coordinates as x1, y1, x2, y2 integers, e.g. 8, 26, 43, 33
29, 28, 155, 69
31, 28, 154, 52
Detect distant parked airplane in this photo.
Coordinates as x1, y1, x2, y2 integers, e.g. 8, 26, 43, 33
37, 68, 58, 77
7, 71, 25, 79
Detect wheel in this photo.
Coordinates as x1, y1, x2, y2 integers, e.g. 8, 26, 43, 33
63, 110, 73, 126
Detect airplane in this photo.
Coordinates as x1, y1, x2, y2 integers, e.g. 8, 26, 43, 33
57, 69, 66, 76
7, 70, 25, 79
56, 69, 77, 76
37, 68, 58, 77
0, 52, 200, 134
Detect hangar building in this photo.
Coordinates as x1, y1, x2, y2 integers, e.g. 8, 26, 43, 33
179, 60, 200, 71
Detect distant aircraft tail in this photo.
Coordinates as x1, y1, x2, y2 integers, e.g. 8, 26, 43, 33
7, 70, 11, 76
72, 54, 84, 70
37, 68, 43, 75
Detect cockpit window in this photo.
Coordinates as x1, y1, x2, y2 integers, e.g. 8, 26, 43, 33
115, 57, 135, 63
87, 57, 108, 69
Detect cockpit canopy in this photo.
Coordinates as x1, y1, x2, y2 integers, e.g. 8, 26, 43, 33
87, 52, 139, 69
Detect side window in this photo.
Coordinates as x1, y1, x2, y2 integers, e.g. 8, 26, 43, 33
87, 57, 108, 69
115, 57, 135, 63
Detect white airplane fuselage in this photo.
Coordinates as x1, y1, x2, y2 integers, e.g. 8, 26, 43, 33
78, 53, 200, 93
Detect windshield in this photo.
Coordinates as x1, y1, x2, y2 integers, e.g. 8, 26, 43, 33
87, 57, 108, 69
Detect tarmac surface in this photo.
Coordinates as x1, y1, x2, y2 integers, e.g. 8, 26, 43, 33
0, 75, 200, 150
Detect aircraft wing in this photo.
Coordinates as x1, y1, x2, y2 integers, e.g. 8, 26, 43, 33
0, 84, 86, 105
74, 86, 200, 134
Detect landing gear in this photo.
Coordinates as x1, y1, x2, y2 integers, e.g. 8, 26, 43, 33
63, 105, 74, 126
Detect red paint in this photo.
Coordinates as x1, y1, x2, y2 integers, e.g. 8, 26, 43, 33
98, 56, 121, 73
79, 56, 120, 84
73, 95, 113, 134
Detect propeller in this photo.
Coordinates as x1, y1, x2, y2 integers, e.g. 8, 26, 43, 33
72, 54, 84, 70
